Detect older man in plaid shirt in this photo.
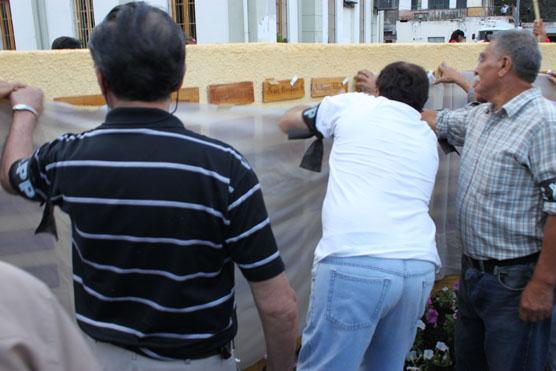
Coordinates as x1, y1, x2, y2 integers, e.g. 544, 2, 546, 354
423, 30, 556, 370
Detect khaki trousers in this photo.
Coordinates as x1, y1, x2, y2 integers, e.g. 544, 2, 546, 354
85, 335, 238, 371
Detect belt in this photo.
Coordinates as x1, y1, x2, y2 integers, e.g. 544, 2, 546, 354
219, 342, 232, 359
133, 341, 232, 360
464, 252, 539, 274
187, 342, 232, 360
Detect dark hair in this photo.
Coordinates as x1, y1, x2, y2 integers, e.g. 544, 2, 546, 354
449, 29, 465, 42
376, 62, 429, 112
51, 36, 81, 49
493, 30, 540, 83
88, 2, 186, 102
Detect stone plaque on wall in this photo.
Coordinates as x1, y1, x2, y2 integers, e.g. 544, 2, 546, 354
262, 78, 305, 103
208, 81, 254, 105
311, 77, 348, 98
53, 94, 106, 106
172, 87, 200, 103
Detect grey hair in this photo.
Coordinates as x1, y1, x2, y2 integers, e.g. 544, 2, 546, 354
89, 2, 186, 102
492, 30, 541, 83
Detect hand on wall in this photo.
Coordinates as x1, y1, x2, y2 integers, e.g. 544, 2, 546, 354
354, 70, 378, 96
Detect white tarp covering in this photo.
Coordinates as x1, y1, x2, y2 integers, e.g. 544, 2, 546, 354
1, 75, 554, 367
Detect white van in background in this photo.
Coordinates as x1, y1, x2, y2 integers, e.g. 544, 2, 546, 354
474, 19, 514, 41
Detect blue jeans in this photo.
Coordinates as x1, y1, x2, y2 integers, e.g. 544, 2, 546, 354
455, 259, 551, 371
297, 256, 435, 371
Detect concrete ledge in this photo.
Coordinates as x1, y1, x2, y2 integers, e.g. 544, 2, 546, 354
0, 43, 554, 105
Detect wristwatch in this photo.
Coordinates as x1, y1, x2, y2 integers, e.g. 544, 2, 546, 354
12, 104, 39, 117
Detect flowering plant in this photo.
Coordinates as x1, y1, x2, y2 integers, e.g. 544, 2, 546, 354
405, 281, 459, 371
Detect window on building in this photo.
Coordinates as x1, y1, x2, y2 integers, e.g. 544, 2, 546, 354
328, 0, 336, 43
276, 0, 288, 42
456, 0, 467, 8
170, 0, 196, 43
428, 36, 445, 42
0, 0, 15, 50
74, 0, 95, 47
428, 0, 449, 9
411, 0, 422, 10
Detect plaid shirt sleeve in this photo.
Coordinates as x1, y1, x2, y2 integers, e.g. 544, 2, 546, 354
436, 104, 482, 146
529, 116, 556, 215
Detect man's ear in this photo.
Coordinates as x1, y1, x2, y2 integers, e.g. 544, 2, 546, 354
96, 69, 114, 106
174, 73, 185, 93
498, 56, 512, 78
96, 70, 109, 96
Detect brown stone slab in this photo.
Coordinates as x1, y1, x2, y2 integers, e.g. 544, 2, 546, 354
311, 77, 348, 98
54, 94, 106, 106
172, 87, 200, 103
262, 78, 305, 103
208, 81, 254, 105
467, 7, 485, 16
55, 87, 200, 106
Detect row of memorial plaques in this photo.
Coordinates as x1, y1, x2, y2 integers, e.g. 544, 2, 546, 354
178, 77, 350, 105
52, 77, 348, 107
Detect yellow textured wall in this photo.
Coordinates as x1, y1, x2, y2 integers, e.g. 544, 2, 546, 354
0, 43, 555, 106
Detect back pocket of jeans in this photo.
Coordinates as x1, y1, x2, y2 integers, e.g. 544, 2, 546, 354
326, 270, 391, 330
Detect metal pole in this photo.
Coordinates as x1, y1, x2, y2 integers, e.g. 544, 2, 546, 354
513, 0, 520, 28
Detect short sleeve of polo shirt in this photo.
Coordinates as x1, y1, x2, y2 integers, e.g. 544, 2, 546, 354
8, 138, 64, 204
315, 93, 360, 139
226, 161, 284, 282
529, 116, 556, 215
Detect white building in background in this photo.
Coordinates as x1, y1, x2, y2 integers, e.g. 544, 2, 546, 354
394, 0, 520, 43
396, 15, 514, 43
0, 0, 385, 50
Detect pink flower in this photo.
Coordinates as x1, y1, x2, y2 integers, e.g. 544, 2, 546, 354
452, 281, 460, 290
426, 308, 439, 325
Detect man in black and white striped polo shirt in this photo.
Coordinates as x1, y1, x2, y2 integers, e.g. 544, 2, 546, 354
0, 3, 298, 370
